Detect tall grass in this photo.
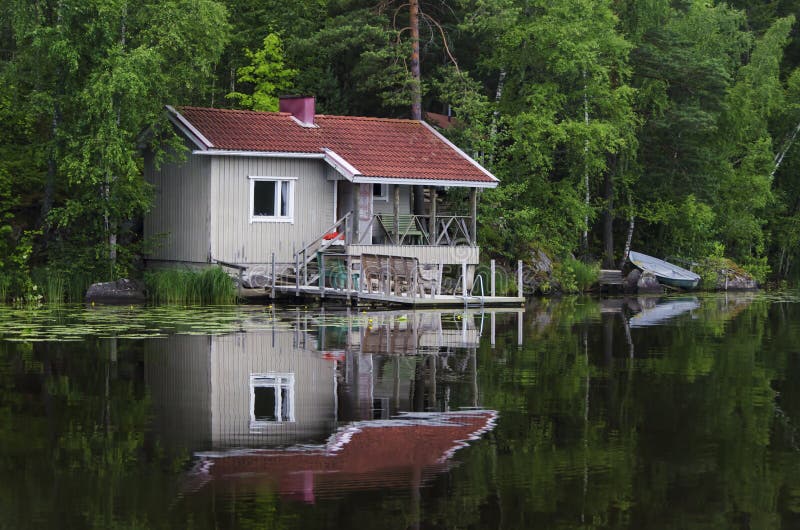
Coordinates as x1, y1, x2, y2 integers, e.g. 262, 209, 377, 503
553, 258, 599, 293
145, 266, 236, 305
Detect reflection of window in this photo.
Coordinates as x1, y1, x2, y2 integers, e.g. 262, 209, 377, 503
250, 373, 295, 426
249, 177, 296, 223
373, 183, 388, 201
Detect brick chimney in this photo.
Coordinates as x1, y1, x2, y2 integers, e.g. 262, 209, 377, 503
279, 95, 316, 127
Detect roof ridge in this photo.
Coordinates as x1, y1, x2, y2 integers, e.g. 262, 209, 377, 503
177, 106, 289, 117
316, 114, 421, 124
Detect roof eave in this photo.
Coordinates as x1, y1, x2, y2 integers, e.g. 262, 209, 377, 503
166, 105, 215, 150
419, 120, 499, 183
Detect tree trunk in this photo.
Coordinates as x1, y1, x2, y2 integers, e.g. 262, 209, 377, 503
581, 69, 590, 258
619, 193, 634, 271
409, 0, 421, 120
602, 160, 614, 268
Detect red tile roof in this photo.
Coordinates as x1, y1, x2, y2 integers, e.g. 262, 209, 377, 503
173, 106, 498, 186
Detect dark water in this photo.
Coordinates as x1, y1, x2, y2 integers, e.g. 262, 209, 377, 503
2, 293, 800, 529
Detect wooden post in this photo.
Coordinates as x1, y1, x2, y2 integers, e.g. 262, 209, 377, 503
393, 185, 401, 244
430, 187, 437, 244
352, 183, 361, 244
470, 188, 477, 245
344, 212, 351, 245
490, 259, 496, 297
384, 256, 391, 297
462, 261, 468, 296
517, 260, 523, 298
412, 261, 418, 303
346, 254, 352, 304
319, 253, 325, 298
294, 254, 300, 296
270, 252, 276, 299
491, 312, 496, 347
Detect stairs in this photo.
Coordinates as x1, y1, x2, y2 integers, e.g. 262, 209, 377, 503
599, 269, 624, 287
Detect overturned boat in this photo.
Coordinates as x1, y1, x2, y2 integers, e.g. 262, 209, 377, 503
628, 251, 701, 290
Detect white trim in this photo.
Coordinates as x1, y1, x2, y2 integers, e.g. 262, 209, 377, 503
323, 148, 360, 180
193, 149, 325, 159
249, 177, 295, 223
249, 373, 295, 427
290, 115, 319, 128
353, 175, 497, 189
420, 120, 500, 183
333, 179, 338, 223
165, 105, 214, 149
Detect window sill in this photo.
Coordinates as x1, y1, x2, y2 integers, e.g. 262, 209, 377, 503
250, 217, 294, 224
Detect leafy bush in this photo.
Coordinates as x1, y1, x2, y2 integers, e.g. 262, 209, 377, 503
553, 258, 599, 293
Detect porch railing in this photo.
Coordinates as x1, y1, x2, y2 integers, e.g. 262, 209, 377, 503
374, 214, 474, 246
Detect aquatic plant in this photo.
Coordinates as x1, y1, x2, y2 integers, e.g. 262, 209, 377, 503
144, 266, 237, 305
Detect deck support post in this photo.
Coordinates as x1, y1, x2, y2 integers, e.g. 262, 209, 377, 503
470, 188, 477, 245
295, 253, 300, 296
429, 187, 437, 244
346, 255, 352, 304
271, 253, 276, 299
490, 259, 496, 297
393, 185, 401, 244
462, 261, 468, 297
319, 253, 325, 298
517, 260, 523, 298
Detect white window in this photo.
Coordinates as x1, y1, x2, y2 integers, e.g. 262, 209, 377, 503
250, 373, 295, 427
373, 183, 389, 201
249, 176, 297, 223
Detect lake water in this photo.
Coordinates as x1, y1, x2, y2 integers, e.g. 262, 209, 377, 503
1, 293, 800, 529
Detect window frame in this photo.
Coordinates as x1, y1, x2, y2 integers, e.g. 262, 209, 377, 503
373, 183, 389, 201
249, 176, 297, 223
249, 372, 296, 428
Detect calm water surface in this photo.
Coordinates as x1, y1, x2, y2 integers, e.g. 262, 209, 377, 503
1, 293, 800, 529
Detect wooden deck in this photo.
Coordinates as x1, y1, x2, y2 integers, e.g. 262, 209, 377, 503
269, 284, 524, 307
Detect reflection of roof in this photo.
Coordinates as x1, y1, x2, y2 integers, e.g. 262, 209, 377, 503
189, 410, 497, 501
171, 106, 498, 186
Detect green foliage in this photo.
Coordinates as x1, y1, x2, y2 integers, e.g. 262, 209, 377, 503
553, 257, 599, 293
144, 266, 237, 305
227, 33, 297, 111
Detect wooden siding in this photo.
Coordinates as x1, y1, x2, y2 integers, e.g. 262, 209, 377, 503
210, 331, 337, 448
372, 185, 412, 215
210, 156, 334, 264
144, 335, 213, 453
346, 244, 479, 265
144, 148, 211, 263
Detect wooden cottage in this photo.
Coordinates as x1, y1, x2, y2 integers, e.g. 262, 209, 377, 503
144, 96, 512, 304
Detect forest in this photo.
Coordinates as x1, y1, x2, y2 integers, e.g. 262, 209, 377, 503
1, 0, 800, 301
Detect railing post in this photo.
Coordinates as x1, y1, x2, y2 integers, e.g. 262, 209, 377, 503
517, 260, 523, 298
270, 253, 276, 299
346, 254, 352, 304
345, 213, 351, 245
490, 259, 496, 297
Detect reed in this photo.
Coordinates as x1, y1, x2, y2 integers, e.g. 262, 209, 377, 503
145, 266, 236, 305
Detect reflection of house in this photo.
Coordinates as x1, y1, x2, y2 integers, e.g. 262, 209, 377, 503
145, 309, 507, 497
144, 331, 337, 452
188, 410, 497, 503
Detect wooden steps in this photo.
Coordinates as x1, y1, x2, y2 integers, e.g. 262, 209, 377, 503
599, 269, 624, 286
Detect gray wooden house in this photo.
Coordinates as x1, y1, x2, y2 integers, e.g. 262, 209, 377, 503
144, 97, 510, 303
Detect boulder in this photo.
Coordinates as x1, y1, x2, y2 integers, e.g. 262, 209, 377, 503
716, 269, 758, 291
624, 269, 641, 293
85, 279, 146, 304
636, 271, 662, 293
